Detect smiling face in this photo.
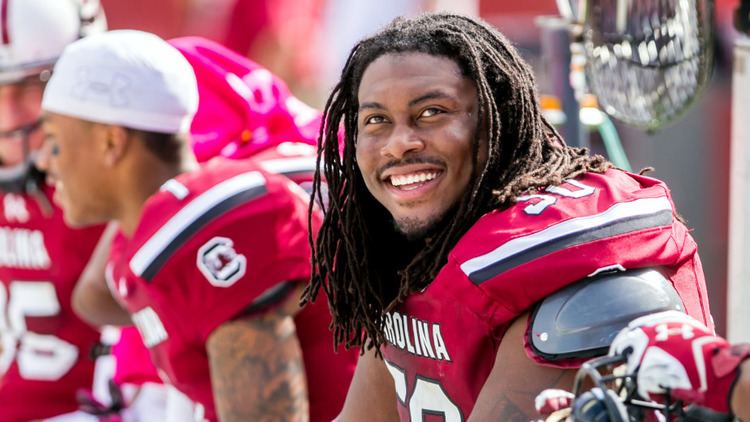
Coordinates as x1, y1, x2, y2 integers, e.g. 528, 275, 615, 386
355, 52, 486, 238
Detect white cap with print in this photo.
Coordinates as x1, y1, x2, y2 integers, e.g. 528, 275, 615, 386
42, 29, 198, 134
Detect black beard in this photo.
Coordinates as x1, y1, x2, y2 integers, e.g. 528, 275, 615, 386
393, 205, 456, 242
395, 216, 435, 241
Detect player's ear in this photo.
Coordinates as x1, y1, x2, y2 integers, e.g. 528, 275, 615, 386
98, 124, 130, 167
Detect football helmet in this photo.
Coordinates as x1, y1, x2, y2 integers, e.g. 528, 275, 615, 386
558, 309, 740, 422
566, 354, 733, 421
0, 0, 106, 193
539, 310, 738, 421
0, 0, 106, 84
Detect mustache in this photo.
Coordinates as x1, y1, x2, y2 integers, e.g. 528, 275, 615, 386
376, 156, 445, 178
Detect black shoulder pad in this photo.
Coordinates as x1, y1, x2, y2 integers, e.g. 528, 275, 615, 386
529, 268, 684, 361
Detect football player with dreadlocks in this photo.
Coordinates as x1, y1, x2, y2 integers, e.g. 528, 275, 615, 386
304, 13, 715, 420
0, 1, 107, 420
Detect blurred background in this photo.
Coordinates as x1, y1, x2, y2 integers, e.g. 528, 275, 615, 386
99, 0, 740, 336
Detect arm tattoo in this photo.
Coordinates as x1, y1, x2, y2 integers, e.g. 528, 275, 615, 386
474, 390, 544, 422
208, 310, 309, 422
470, 368, 574, 421
494, 396, 528, 422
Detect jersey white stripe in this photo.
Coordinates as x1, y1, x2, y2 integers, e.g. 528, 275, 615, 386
130, 171, 265, 276
459, 196, 673, 277
259, 157, 316, 175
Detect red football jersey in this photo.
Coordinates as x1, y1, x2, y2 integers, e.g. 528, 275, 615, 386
380, 170, 713, 421
0, 187, 104, 421
108, 158, 356, 422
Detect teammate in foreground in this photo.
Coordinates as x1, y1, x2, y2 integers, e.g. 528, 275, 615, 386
38, 30, 354, 422
69, 35, 347, 421
304, 13, 714, 420
0, 1, 107, 420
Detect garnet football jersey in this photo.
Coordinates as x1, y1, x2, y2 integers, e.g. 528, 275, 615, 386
380, 170, 713, 421
0, 187, 104, 421
108, 158, 355, 422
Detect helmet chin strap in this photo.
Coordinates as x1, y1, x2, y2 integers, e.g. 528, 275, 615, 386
0, 160, 31, 192
0, 134, 53, 216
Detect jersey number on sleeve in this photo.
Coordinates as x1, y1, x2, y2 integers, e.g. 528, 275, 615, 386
385, 360, 464, 422
0, 281, 78, 380
517, 179, 595, 215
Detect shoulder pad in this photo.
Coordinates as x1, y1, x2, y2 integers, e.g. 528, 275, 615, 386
529, 268, 684, 361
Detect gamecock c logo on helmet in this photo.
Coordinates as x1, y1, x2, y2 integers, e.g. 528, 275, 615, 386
197, 236, 246, 287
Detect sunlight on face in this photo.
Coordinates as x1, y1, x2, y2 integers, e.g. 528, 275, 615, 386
355, 52, 485, 238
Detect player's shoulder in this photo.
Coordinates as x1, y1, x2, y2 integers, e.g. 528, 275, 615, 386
451, 170, 676, 275
144, 156, 301, 217
127, 158, 307, 282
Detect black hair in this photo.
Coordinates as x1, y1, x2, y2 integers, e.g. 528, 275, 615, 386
127, 128, 187, 165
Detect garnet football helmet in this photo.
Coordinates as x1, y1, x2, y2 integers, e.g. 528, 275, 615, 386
0, 0, 106, 192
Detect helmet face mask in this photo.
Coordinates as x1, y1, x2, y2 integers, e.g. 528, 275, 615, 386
0, 0, 106, 83
0, 0, 105, 192
571, 354, 683, 421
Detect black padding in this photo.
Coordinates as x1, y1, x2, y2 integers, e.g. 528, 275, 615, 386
681, 405, 733, 421
529, 268, 684, 361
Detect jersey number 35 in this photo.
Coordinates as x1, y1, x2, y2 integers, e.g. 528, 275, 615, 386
0, 281, 78, 380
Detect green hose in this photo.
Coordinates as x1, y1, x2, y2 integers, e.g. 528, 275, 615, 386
596, 114, 632, 171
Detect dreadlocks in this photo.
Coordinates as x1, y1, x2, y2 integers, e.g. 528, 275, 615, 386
303, 13, 612, 352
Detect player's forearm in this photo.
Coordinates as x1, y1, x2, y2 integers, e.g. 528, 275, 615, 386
731, 359, 750, 420
208, 315, 308, 422
72, 280, 131, 326
72, 222, 130, 326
